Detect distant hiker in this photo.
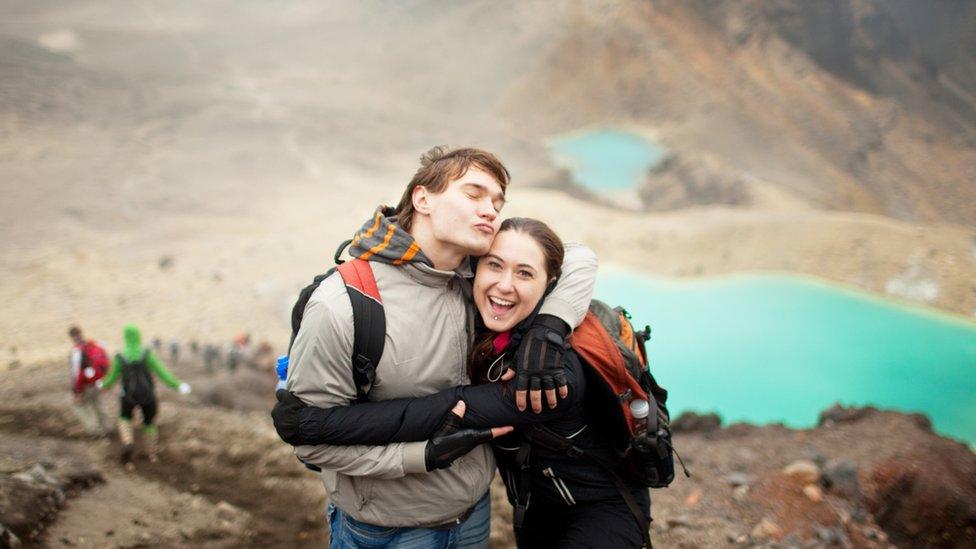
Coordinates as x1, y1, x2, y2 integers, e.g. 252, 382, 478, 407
227, 333, 251, 372
189, 340, 199, 356
226, 342, 240, 373
68, 326, 110, 436
99, 324, 191, 468
203, 344, 219, 373
169, 339, 180, 364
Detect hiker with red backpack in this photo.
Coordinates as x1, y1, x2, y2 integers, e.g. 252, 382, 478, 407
275, 148, 600, 547
275, 218, 683, 547
99, 324, 192, 468
68, 326, 111, 437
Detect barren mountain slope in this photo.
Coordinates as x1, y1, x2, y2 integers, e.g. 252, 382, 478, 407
505, 0, 976, 225
1, 0, 974, 366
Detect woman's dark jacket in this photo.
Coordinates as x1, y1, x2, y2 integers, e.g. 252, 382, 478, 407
286, 349, 640, 508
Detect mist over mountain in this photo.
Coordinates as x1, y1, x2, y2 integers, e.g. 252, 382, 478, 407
1, 0, 974, 364
507, 0, 976, 224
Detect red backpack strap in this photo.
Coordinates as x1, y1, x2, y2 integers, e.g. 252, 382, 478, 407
337, 259, 385, 402
337, 259, 381, 304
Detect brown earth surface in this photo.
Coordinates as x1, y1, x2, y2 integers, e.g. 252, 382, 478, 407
2, 355, 974, 548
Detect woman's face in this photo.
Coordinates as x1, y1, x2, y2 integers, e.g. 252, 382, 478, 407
474, 229, 549, 333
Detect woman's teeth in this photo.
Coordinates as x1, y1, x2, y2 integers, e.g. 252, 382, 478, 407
489, 296, 514, 314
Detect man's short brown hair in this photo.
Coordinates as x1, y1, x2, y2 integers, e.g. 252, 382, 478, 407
394, 146, 510, 232
68, 326, 82, 338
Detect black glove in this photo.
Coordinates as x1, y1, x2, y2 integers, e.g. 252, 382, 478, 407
424, 407, 493, 471
513, 314, 570, 396
272, 389, 306, 445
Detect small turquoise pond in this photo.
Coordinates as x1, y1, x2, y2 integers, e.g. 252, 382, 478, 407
549, 129, 668, 191
594, 271, 976, 444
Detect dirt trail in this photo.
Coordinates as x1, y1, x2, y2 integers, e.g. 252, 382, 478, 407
0, 358, 328, 547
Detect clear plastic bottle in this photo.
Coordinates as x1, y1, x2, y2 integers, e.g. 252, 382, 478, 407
275, 355, 289, 392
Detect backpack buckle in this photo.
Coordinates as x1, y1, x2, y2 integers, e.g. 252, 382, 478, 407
353, 354, 375, 380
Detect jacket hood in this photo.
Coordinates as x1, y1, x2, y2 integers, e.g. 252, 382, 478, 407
348, 206, 433, 267
122, 324, 143, 361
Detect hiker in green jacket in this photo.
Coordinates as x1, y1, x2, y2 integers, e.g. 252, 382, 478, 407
99, 324, 191, 467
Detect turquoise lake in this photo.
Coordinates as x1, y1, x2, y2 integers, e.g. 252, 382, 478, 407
549, 129, 668, 191
593, 271, 976, 444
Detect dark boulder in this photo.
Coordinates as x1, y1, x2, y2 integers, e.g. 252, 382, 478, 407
671, 411, 722, 433
818, 404, 932, 431
865, 445, 976, 547
822, 459, 861, 500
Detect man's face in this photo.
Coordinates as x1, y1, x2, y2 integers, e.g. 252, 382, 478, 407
422, 167, 504, 257
70, 333, 83, 345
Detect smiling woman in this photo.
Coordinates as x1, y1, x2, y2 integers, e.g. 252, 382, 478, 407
475, 224, 555, 332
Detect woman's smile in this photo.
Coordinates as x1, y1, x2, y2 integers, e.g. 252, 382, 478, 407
474, 230, 549, 332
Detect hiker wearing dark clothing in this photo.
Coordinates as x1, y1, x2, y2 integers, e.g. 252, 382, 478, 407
100, 324, 191, 467
275, 219, 651, 547
203, 344, 219, 373
169, 339, 180, 365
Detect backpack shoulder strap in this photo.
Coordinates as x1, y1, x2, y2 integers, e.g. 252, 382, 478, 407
288, 267, 338, 352
78, 342, 91, 368
571, 312, 644, 400
336, 259, 385, 403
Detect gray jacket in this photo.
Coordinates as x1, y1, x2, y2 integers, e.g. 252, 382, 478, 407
287, 244, 597, 527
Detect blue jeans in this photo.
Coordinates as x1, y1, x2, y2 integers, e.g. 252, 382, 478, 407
328, 492, 490, 548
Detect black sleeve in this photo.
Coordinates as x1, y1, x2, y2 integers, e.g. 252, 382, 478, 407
456, 354, 585, 430
294, 354, 584, 445
296, 386, 462, 445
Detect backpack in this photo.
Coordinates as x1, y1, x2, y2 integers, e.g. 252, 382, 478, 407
508, 300, 686, 547
288, 240, 385, 403
118, 350, 155, 404
569, 300, 687, 489
81, 341, 110, 380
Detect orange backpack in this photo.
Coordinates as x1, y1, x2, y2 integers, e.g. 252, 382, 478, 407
569, 300, 685, 488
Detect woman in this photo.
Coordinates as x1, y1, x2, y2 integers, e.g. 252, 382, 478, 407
276, 218, 651, 547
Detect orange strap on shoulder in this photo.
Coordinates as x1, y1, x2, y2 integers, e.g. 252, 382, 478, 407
337, 259, 381, 303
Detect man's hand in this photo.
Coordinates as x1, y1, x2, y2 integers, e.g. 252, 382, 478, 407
272, 389, 306, 445
513, 314, 570, 413
425, 401, 512, 471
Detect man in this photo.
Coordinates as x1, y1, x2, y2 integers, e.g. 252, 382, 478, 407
68, 326, 110, 437
287, 147, 597, 547
100, 324, 191, 468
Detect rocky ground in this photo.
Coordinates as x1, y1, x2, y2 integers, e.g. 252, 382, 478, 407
2, 355, 974, 548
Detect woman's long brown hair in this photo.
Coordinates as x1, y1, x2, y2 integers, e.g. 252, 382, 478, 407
468, 218, 564, 384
